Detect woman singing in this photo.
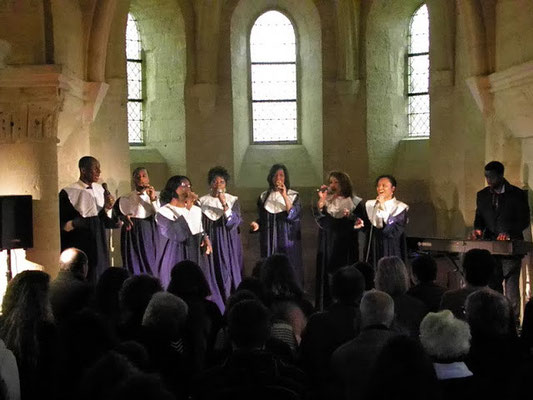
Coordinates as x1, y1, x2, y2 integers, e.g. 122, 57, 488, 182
199, 166, 243, 300
364, 175, 409, 268
114, 167, 160, 276
250, 164, 303, 288
155, 175, 225, 312
315, 171, 364, 309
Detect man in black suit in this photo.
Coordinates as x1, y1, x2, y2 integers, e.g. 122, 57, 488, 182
473, 161, 530, 321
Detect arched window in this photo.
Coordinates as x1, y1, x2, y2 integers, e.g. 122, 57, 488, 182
407, 4, 429, 137
126, 13, 144, 145
250, 11, 298, 143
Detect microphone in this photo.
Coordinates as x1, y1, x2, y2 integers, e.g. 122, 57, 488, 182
318, 187, 333, 194
102, 182, 110, 195
217, 188, 225, 194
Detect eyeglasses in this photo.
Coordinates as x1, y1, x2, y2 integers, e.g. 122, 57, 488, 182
180, 182, 191, 188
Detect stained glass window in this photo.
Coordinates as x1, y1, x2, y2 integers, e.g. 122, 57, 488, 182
407, 4, 430, 137
250, 11, 298, 143
126, 14, 144, 144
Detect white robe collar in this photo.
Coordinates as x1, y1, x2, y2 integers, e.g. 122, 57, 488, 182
63, 180, 105, 218
365, 197, 408, 228
158, 203, 204, 235
199, 193, 237, 221
262, 189, 298, 214
119, 191, 160, 218
326, 195, 356, 219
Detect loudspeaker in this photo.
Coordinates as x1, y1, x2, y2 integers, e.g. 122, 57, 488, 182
0, 195, 33, 250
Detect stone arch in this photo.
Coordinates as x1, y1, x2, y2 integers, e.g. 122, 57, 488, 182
231, 0, 323, 188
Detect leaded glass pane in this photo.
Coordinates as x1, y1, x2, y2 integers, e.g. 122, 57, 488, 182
126, 14, 141, 60
409, 5, 429, 54
127, 102, 143, 144
408, 94, 430, 137
251, 64, 296, 100
127, 61, 142, 99
250, 11, 296, 63
252, 101, 297, 142
408, 54, 429, 93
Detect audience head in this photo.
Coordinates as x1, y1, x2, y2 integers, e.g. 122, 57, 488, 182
94, 267, 130, 317
142, 292, 188, 338
354, 261, 375, 290
260, 253, 302, 300
465, 288, 511, 337
411, 254, 437, 284
236, 277, 267, 304
331, 265, 365, 304
328, 171, 353, 198
368, 335, 438, 400
420, 310, 471, 361
360, 290, 394, 328
159, 175, 191, 204
59, 247, 89, 278
111, 373, 175, 400
375, 256, 409, 296
252, 258, 265, 278
463, 249, 495, 286
228, 299, 271, 350
225, 289, 260, 316
167, 260, 211, 299
119, 275, 163, 323
267, 164, 291, 190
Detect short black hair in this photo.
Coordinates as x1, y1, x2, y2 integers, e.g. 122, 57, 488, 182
412, 254, 438, 283
79, 156, 98, 170
267, 164, 291, 190
207, 166, 230, 186
484, 161, 504, 175
228, 299, 271, 349
375, 174, 397, 188
463, 249, 495, 286
331, 265, 365, 304
354, 261, 375, 290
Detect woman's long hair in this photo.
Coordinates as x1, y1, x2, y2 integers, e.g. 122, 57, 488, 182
329, 171, 353, 198
0, 270, 53, 368
260, 254, 302, 301
159, 175, 190, 205
267, 164, 291, 191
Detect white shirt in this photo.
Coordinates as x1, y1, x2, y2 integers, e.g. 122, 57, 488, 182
157, 203, 204, 235
63, 180, 106, 218
199, 193, 237, 221
365, 198, 408, 229
325, 195, 360, 219
262, 189, 298, 214
119, 191, 160, 218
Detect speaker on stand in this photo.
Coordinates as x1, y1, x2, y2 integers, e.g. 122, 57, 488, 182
0, 195, 33, 281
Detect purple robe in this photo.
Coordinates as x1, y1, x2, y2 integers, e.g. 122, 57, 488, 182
155, 204, 225, 312
200, 193, 243, 301
114, 192, 160, 276
257, 189, 303, 287
364, 198, 409, 268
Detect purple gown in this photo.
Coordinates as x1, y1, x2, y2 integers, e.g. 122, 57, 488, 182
200, 193, 243, 300
114, 191, 160, 276
155, 203, 225, 312
257, 189, 303, 287
364, 198, 409, 268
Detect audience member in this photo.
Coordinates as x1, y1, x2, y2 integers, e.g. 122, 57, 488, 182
92, 267, 130, 330
439, 249, 494, 319
0, 271, 61, 400
0, 338, 19, 400
375, 256, 427, 336
299, 266, 365, 399
353, 261, 374, 291
521, 297, 533, 350
407, 254, 446, 312
331, 290, 398, 400
420, 310, 475, 400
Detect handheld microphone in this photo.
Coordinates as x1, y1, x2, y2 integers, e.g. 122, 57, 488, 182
217, 188, 226, 194
102, 182, 110, 195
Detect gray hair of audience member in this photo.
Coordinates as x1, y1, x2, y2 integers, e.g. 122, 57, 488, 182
360, 290, 395, 328
465, 288, 511, 337
59, 247, 89, 278
420, 310, 471, 361
142, 292, 188, 336
375, 256, 409, 296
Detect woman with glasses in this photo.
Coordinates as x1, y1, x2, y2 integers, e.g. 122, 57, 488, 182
199, 166, 243, 301
155, 175, 224, 312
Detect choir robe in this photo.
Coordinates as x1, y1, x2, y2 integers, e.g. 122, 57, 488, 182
256, 189, 303, 288
199, 193, 243, 300
59, 180, 119, 284
315, 195, 364, 310
114, 191, 160, 276
155, 203, 225, 312
364, 198, 409, 268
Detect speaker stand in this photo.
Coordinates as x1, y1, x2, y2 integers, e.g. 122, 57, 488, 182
6, 249, 13, 282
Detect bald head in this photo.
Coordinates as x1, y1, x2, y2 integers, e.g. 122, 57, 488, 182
59, 248, 89, 278
360, 290, 395, 328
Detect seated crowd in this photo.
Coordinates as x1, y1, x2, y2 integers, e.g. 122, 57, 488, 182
1, 248, 533, 400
